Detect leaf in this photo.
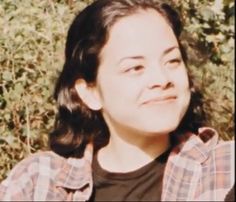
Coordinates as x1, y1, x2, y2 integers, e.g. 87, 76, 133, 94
2, 71, 12, 81
199, 7, 215, 21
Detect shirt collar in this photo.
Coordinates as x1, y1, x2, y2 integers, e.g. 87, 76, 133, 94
53, 128, 219, 189
170, 127, 219, 163
54, 143, 93, 190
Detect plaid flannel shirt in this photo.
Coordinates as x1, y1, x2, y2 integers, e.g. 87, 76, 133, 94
0, 127, 234, 201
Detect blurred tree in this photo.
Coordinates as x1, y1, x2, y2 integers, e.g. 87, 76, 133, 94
0, 0, 234, 181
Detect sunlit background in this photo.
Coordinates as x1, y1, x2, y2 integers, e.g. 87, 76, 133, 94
0, 0, 234, 181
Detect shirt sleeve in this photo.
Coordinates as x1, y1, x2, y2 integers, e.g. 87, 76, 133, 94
0, 155, 38, 201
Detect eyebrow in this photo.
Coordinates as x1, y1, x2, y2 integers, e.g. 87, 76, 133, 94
162, 46, 180, 56
118, 56, 144, 65
117, 46, 180, 65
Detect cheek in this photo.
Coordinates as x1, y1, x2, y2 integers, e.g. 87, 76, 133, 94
171, 68, 190, 90
97, 75, 141, 107
171, 70, 191, 108
177, 73, 191, 107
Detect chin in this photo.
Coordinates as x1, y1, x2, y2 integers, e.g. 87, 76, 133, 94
150, 126, 177, 135
140, 118, 181, 135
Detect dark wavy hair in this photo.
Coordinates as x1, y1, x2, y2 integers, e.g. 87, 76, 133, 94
49, 0, 205, 158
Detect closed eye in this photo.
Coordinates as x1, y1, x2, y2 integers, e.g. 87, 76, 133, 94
124, 65, 145, 74
166, 58, 182, 68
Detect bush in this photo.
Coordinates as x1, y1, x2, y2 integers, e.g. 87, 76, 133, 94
0, 0, 234, 181
175, 0, 234, 140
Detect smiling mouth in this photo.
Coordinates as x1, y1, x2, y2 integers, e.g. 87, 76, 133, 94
142, 96, 177, 105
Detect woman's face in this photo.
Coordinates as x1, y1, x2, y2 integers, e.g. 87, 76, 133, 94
94, 9, 190, 137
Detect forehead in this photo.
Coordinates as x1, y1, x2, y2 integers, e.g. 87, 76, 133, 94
100, 9, 178, 61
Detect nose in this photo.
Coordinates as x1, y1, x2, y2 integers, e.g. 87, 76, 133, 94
146, 65, 172, 89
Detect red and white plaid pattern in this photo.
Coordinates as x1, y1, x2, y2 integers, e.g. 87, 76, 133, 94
0, 128, 234, 201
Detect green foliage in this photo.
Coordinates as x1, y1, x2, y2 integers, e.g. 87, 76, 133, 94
0, 0, 88, 181
174, 0, 234, 140
0, 0, 234, 181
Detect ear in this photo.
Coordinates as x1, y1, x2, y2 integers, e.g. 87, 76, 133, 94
74, 79, 102, 111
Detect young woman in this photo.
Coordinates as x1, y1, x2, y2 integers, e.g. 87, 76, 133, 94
0, 0, 234, 201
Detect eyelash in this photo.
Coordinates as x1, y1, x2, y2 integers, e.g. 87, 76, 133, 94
125, 65, 144, 73
123, 58, 182, 73
166, 58, 182, 66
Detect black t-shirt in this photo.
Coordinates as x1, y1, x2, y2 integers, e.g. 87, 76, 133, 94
89, 150, 169, 201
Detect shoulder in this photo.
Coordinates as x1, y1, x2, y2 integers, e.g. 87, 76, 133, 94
175, 127, 234, 162
197, 127, 234, 165
187, 127, 234, 200
200, 127, 234, 180
3, 151, 65, 182
164, 127, 234, 200
0, 145, 94, 201
0, 151, 66, 200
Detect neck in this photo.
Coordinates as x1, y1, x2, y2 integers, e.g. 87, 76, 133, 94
97, 131, 170, 173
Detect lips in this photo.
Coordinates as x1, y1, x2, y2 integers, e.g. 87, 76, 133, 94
141, 95, 177, 105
